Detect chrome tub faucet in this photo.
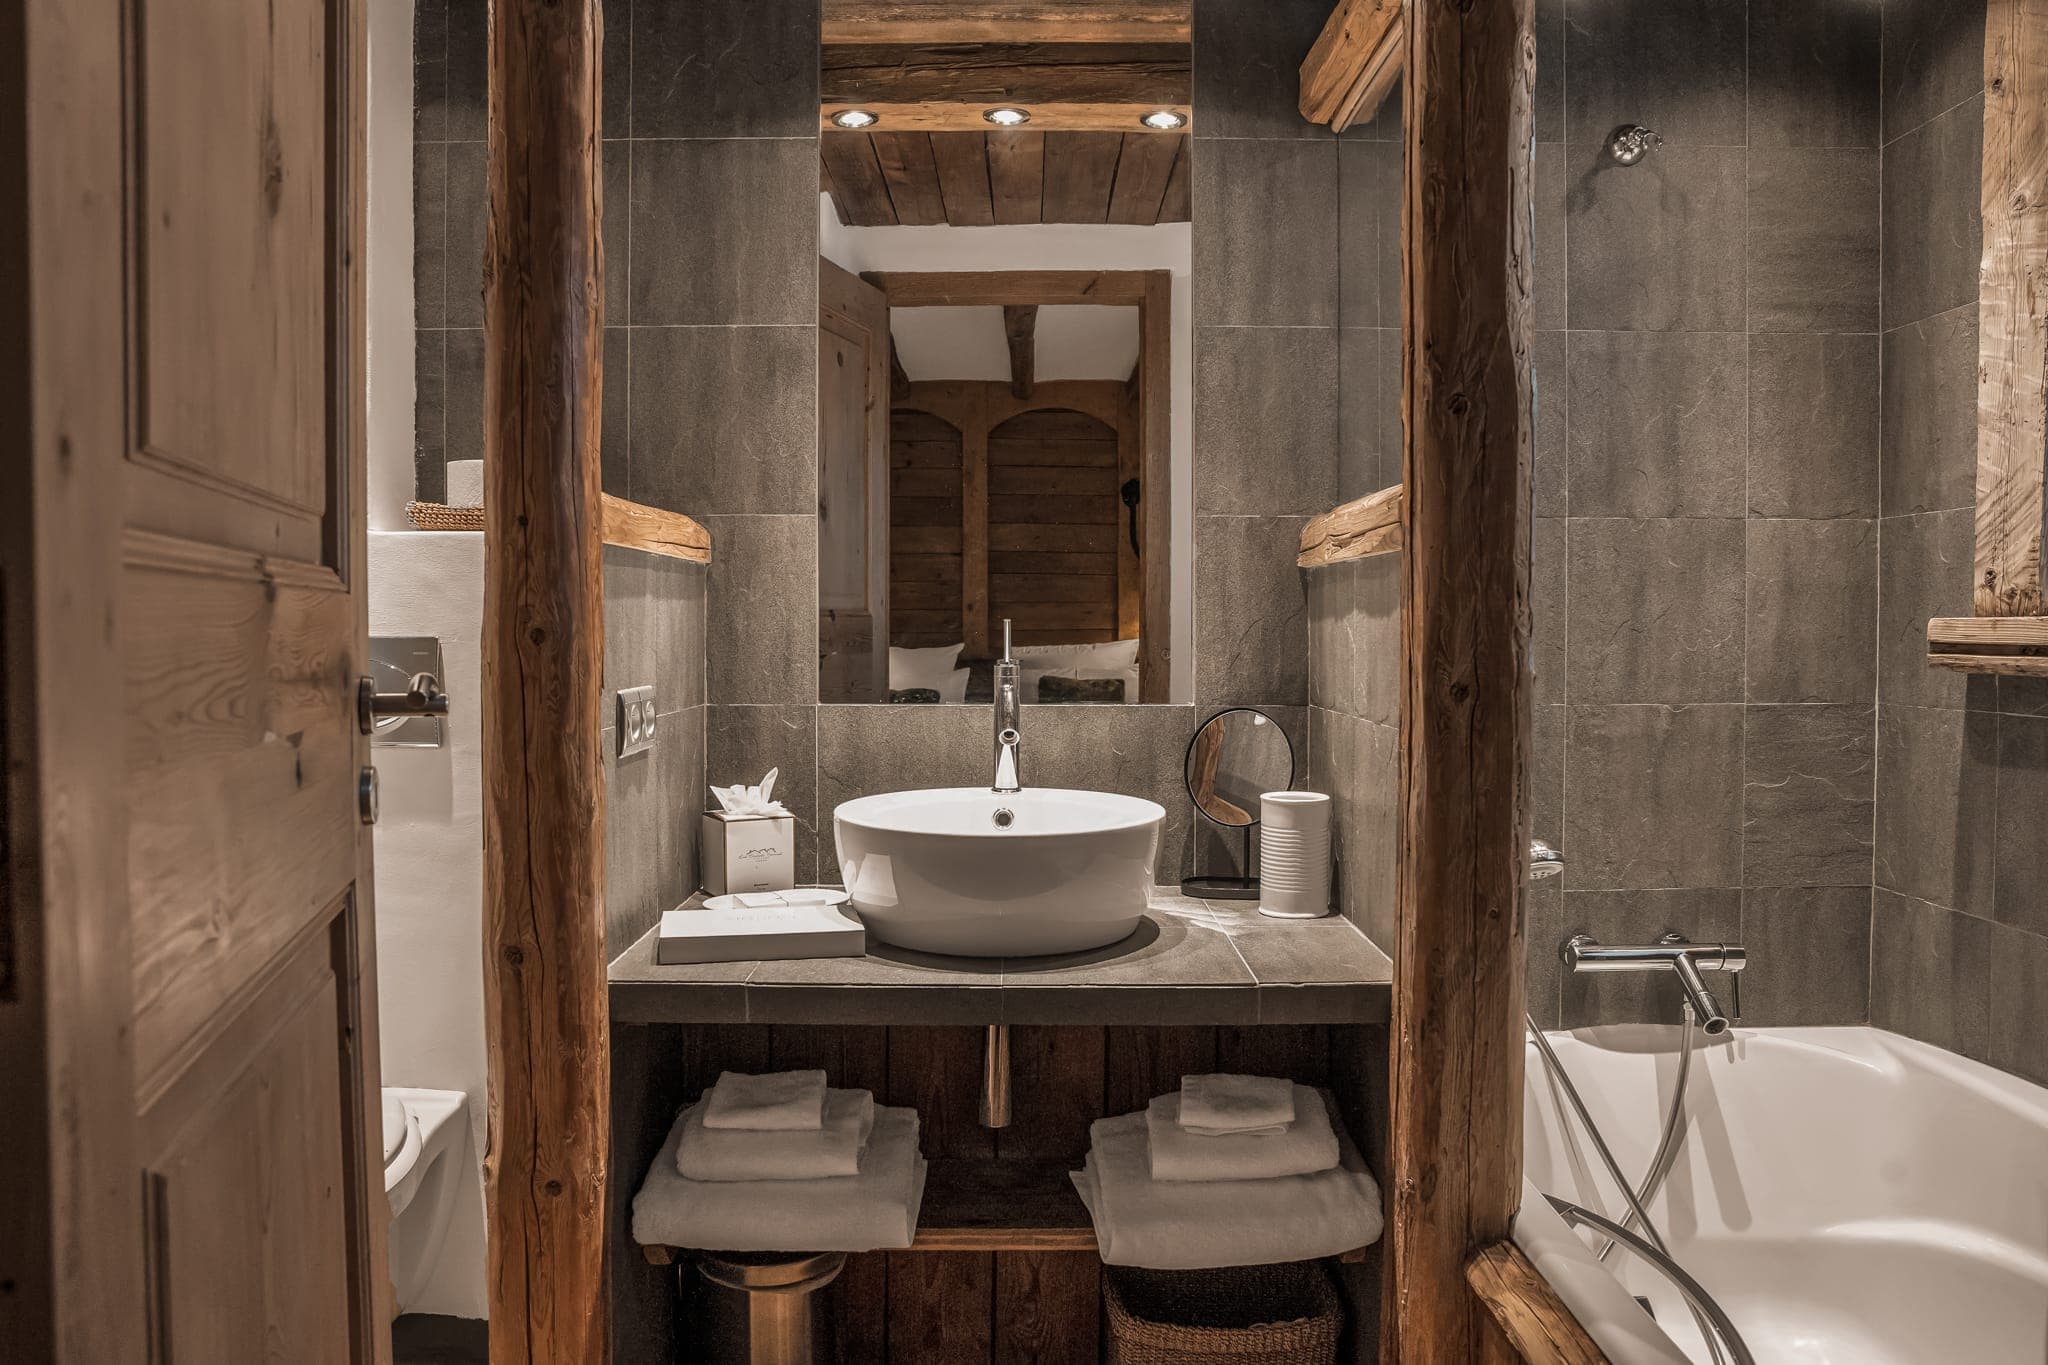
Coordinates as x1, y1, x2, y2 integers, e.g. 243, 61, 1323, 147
1563, 932, 1747, 1036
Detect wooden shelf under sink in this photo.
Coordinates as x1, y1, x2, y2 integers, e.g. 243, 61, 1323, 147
641, 1157, 1371, 1262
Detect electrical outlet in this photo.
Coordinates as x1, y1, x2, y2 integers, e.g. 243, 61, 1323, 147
616, 685, 657, 758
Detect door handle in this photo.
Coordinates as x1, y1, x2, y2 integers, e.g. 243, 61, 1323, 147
1120, 478, 1141, 557
358, 672, 450, 735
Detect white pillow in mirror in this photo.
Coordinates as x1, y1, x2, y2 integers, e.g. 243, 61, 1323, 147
889, 642, 965, 693
938, 667, 970, 704
1016, 639, 1140, 699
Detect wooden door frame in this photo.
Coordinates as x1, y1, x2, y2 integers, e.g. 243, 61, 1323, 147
870, 269, 1172, 701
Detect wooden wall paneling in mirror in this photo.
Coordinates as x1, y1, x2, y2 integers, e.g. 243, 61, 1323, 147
821, 260, 894, 701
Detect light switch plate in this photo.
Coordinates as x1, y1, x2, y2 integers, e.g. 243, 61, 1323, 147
616, 684, 657, 758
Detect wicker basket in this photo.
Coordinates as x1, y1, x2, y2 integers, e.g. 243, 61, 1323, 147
1104, 1262, 1342, 1365
405, 500, 483, 531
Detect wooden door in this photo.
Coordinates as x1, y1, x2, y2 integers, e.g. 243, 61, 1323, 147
819, 258, 893, 701
1, 1, 388, 1359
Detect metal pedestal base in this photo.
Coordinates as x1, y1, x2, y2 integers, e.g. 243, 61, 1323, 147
693, 1250, 846, 1365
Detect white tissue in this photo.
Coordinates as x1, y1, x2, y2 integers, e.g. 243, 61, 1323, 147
710, 768, 791, 818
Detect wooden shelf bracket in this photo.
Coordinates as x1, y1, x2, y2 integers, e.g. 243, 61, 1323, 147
1298, 483, 1403, 567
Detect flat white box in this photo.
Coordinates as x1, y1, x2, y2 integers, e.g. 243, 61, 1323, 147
701, 810, 795, 895
656, 900, 866, 965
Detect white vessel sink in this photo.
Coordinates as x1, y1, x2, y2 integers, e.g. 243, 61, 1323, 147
833, 787, 1165, 957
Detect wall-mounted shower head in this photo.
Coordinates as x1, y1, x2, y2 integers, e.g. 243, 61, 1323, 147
1606, 124, 1662, 166
1529, 837, 1565, 880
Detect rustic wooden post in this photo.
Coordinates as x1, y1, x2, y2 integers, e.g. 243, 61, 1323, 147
1387, 0, 1537, 1359
481, 0, 608, 1360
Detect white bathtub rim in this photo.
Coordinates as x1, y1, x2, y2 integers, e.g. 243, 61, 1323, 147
1512, 1178, 1694, 1365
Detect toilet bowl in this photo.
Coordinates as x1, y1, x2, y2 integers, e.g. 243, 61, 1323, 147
383, 1086, 469, 1316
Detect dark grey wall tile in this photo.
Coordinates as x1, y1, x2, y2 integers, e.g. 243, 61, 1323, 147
1739, 887, 1872, 1025
604, 142, 630, 324
814, 704, 988, 877
1565, 704, 1744, 889
655, 706, 706, 910
413, 0, 449, 143
1195, 0, 1335, 140
1742, 704, 1875, 887
1195, 327, 1339, 514
1533, 0, 1564, 143
413, 332, 447, 504
1337, 328, 1398, 499
1533, 145, 1568, 332
1194, 140, 1340, 327
1871, 888, 1992, 1057
601, 0, 630, 139
1338, 140, 1399, 329
1748, 333, 1878, 518
1563, 0, 1745, 147
1987, 923, 2048, 1086
1877, 508, 1976, 709
1747, 148, 1880, 332
1311, 708, 1398, 947
709, 704, 819, 884
603, 545, 657, 703
2003, 676, 2048, 718
704, 515, 817, 705
654, 558, 708, 709
1028, 704, 1203, 884
629, 326, 817, 515
444, 0, 487, 143
1308, 568, 1354, 717
1748, 0, 1881, 149
1746, 519, 1877, 704
413, 141, 448, 329
1560, 888, 1742, 1026
445, 142, 489, 329
1195, 516, 1310, 706
1567, 519, 1745, 704
1531, 703, 1566, 860
631, 0, 818, 137
1309, 553, 1399, 726
445, 328, 486, 470
604, 728, 659, 957
1880, 305, 1979, 516
1567, 331, 1745, 518
1993, 715, 2048, 937
1533, 332, 1567, 518
1881, 0, 1987, 145
1879, 98, 1984, 330
602, 328, 630, 496
1532, 518, 1566, 708
1565, 147, 1746, 332
1874, 704, 1996, 916
1525, 886, 1565, 1028
630, 139, 818, 326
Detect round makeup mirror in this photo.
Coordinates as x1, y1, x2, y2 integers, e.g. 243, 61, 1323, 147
1181, 707, 1295, 898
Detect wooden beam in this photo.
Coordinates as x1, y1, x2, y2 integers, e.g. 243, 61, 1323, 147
822, 132, 901, 226
822, 1, 1191, 47
1299, 484, 1405, 566
822, 42, 1190, 132
890, 339, 913, 401
1042, 130, 1124, 223
1105, 132, 1183, 225
1137, 270, 1171, 703
482, 0, 608, 1361
1004, 304, 1037, 398
929, 131, 997, 225
1466, 1243, 1609, 1365
1300, 0, 1405, 133
872, 130, 947, 225
1927, 613, 2048, 675
1389, 0, 1538, 1360
601, 495, 711, 564
988, 130, 1047, 223
874, 268, 1151, 307
1973, 0, 2048, 617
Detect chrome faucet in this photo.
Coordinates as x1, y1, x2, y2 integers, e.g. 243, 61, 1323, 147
1563, 932, 1746, 1035
992, 618, 1022, 794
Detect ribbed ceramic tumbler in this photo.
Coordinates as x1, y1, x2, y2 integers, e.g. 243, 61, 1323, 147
1258, 791, 1332, 919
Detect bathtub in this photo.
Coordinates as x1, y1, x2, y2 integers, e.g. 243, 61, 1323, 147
1515, 1025, 2048, 1364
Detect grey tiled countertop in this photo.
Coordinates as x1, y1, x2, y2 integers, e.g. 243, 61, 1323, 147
608, 890, 1392, 1027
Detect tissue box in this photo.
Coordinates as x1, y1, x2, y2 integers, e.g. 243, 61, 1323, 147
701, 810, 795, 895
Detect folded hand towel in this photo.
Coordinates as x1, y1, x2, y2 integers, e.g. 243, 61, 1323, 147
1071, 1097, 1382, 1269
678, 1089, 876, 1182
1145, 1085, 1339, 1182
1178, 1073, 1296, 1135
702, 1069, 827, 1130
634, 1104, 926, 1253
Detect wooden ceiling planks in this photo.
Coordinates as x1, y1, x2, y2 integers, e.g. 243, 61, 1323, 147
823, 41, 1189, 131
821, 0, 1191, 46
823, 130, 1188, 227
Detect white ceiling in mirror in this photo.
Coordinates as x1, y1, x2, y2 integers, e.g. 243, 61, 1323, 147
889, 304, 1140, 383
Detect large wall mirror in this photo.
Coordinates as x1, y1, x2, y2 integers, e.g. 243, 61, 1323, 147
813, 33, 1193, 706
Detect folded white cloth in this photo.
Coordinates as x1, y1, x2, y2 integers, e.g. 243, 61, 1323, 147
701, 1069, 827, 1131
634, 1104, 926, 1253
678, 1089, 876, 1182
1072, 1100, 1383, 1269
1178, 1073, 1296, 1135
1146, 1085, 1339, 1182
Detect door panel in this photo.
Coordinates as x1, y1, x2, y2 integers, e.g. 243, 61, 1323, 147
819, 258, 891, 701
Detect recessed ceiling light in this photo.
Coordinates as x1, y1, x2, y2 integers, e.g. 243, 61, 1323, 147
982, 107, 1031, 127
1140, 110, 1187, 131
831, 109, 879, 129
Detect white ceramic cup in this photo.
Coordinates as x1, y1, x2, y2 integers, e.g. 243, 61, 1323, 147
1258, 791, 1333, 919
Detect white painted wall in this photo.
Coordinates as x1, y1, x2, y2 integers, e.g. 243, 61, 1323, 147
819, 199, 1196, 703
364, 2, 487, 1320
